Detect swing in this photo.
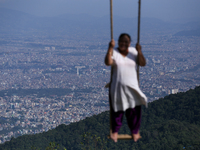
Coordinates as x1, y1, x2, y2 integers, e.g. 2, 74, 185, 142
107, 0, 142, 140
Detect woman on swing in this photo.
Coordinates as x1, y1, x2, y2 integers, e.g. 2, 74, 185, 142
105, 33, 147, 142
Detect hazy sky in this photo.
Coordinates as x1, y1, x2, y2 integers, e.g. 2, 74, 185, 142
1, 0, 200, 22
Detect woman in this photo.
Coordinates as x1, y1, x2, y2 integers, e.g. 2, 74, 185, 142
105, 33, 147, 142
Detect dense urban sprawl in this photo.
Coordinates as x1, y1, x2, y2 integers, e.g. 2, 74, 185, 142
0, 33, 199, 143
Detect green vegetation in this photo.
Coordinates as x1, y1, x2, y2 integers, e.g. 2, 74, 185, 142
80, 132, 107, 150
31, 142, 67, 150
0, 86, 200, 150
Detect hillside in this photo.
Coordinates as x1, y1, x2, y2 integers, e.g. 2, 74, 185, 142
174, 28, 200, 36
0, 86, 200, 150
1, 7, 200, 39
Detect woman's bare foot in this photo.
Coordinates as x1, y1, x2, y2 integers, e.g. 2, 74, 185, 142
132, 132, 142, 142
110, 132, 118, 142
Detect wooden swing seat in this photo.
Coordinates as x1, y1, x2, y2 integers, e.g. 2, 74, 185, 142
107, 130, 133, 140
107, 130, 142, 140
108, 134, 133, 140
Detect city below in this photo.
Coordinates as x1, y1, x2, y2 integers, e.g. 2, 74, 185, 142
0, 30, 199, 144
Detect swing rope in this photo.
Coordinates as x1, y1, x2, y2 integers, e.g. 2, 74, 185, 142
137, 0, 141, 44
108, 0, 141, 140
110, 0, 113, 40
137, 0, 141, 83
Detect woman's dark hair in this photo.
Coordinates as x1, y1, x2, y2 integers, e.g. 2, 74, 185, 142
118, 33, 131, 42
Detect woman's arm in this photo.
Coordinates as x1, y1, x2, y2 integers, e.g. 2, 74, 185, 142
105, 39, 115, 66
136, 43, 146, 66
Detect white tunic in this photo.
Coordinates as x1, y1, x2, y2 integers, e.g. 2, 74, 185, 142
110, 47, 147, 112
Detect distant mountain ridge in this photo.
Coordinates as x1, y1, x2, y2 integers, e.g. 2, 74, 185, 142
174, 28, 200, 36
0, 86, 200, 150
1, 7, 200, 38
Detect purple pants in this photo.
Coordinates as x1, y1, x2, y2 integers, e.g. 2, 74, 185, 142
111, 106, 141, 134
